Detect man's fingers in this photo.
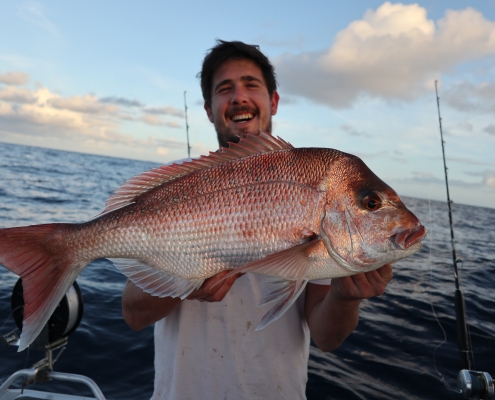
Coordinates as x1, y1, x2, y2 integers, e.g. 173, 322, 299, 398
187, 271, 230, 298
202, 270, 232, 291
186, 270, 239, 302
339, 264, 393, 300
364, 265, 392, 290
376, 263, 393, 282
204, 274, 238, 301
362, 264, 393, 296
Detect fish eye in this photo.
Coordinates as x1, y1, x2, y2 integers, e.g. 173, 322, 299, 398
362, 194, 382, 211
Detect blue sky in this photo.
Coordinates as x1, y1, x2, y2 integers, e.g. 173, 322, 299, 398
0, 1, 494, 209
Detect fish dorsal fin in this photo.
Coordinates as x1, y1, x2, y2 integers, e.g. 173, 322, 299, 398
97, 132, 293, 216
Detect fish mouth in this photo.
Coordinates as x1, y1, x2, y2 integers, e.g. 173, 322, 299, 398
391, 225, 427, 250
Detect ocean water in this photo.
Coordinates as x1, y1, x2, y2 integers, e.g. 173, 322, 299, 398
0, 141, 493, 400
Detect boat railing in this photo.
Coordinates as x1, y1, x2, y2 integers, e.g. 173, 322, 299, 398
0, 333, 106, 400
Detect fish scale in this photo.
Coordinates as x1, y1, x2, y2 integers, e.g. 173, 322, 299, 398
0, 132, 426, 350
87, 181, 321, 279
70, 151, 328, 275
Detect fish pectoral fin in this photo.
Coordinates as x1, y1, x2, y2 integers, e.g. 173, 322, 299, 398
220, 239, 323, 283
219, 240, 321, 330
256, 277, 308, 330
110, 258, 203, 299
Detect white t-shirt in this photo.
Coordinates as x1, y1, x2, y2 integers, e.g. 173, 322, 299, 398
151, 274, 330, 400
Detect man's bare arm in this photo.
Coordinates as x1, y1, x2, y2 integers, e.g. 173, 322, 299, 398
305, 264, 393, 352
122, 270, 239, 331
122, 280, 181, 331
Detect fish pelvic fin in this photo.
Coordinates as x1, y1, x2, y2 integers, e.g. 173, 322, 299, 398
98, 131, 294, 217
219, 239, 321, 329
256, 278, 309, 331
0, 224, 84, 351
110, 258, 204, 299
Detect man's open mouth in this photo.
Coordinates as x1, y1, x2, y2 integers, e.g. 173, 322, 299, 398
231, 113, 254, 123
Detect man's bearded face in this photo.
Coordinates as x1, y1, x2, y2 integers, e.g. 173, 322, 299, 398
204, 58, 279, 148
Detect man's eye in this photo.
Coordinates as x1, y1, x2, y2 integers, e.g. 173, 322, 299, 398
217, 86, 230, 94
362, 194, 382, 211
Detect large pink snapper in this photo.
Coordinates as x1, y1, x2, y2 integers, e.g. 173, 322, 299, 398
0, 132, 426, 351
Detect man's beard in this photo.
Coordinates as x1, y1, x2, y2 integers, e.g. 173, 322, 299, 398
216, 116, 272, 149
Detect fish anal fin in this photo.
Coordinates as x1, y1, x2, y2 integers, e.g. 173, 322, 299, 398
110, 258, 204, 299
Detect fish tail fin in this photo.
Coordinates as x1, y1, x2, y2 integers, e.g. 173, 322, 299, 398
0, 224, 85, 351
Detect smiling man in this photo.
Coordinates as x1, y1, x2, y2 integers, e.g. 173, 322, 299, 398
122, 40, 393, 400
203, 57, 279, 147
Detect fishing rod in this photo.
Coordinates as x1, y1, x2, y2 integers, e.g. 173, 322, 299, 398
434, 81, 494, 400
184, 91, 191, 158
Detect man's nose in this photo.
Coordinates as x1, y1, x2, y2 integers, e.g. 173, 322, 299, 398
231, 85, 248, 104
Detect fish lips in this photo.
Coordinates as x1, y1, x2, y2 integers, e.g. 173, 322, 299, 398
391, 225, 427, 250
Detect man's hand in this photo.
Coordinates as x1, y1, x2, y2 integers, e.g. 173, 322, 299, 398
305, 263, 393, 352
186, 270, 240, 302
329, 263, 393, 302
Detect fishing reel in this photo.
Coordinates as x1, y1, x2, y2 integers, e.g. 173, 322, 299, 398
3, 277, 83, 350
458, 370, 494, 400
0, 279, 106, 399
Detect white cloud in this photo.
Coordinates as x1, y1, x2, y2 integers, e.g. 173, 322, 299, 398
0, 86, 37, 103
48, 94, 119, 115
483, 170, 495, 188
443, 81, 495, 115
437, 156, 495, 167
340, 124, 370, 137
412, 171, 435, 179
484, 125, 495, 135
0, 71, 30, 85
144, 106, 184, 118
156, 147, 169, 156
278, 95, 298, 105
275, 3, 495, 108
0, 89, 116, 137
0, 75, 187, 150
99, 97, 144, 107
142, 113, 183, 128
142, 114, 164, 126
457, 121, 473, 132
190, 141, 210, 156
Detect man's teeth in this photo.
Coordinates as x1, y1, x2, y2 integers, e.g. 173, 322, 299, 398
232, 113, 254, 122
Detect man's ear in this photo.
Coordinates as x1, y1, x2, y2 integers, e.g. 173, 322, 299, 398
204, 101, 214, 123
271, 91, 280, 116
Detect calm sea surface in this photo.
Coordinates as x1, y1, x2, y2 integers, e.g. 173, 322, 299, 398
0, 142, 494, 399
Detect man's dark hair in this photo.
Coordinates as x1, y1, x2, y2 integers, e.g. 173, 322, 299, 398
199, 40, 278, 107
